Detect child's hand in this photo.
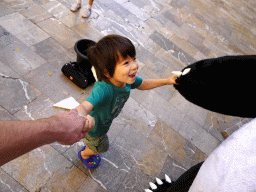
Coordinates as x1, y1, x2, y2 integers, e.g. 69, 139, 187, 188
84, 115, 95, 132
167, 74, 179, 85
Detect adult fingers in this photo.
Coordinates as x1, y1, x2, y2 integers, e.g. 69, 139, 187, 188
82, 120, 89, 132
86, 115, 95, 131
71, 108, 78, 113
75, 111, 87, 130
82, 132, 88, 139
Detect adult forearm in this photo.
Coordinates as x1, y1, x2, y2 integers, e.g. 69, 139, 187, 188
0, 110, 88, 166
0, 118, 54, 166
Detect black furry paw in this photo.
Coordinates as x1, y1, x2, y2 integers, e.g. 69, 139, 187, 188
144, 174, 172, 192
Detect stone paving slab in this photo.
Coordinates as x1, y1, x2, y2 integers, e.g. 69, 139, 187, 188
141, 90, 185, 131
0, 76, 37, 114
149, 119, 207, 170
41, 1, 71, 20
40, 165, 86, 192
19, 4, 52, 24
77, 176, 108, 192
100, 10, 133, 34
37, 18, 82, 49
185, 103, 208, 127
155, 48, 188, 71
136, 45, 167, 76
1, 145, 87, 192
107, 116, 129, 144
23, 61, 85, 103
118, 0, 150, 21
0, 60, 37, 114
30, 37, 76, 63
0, 2, 15, 17
0, 168, 28, 192
6, 0, 35, 10
179, 117, 220, 155
158, 155, 188, 182
98, 0, 132, 20
71, 21, 103, 41
0, 12, 35, 36
120, 97, 158, 138
114, 163, 152, 192
60, 7, 89, 28
112, 123, 168, 178
15, 26, 50, 47
0, 26, 46, 76
149, 30, 196, 66
14, 94, 63, 121
0, 107, 19, 121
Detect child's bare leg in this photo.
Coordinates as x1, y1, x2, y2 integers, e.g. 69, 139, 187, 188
80, 145, 97, 159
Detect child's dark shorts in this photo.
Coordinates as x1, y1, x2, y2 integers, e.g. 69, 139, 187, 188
82, 134, 109, 154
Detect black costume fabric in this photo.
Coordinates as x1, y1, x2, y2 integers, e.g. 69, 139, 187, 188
167, 162, 203, 192
174, 55, 256, 118
149, 162, 203, 192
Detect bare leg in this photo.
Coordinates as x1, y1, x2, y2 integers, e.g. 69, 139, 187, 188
88, 0, 93, 6
80, 145, 97, 159
81, 0, 94, 17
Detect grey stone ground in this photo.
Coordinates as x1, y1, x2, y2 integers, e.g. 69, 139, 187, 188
0, 0, 255, 191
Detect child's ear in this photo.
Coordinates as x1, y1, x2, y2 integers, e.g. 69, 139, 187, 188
103, 69, 110, 78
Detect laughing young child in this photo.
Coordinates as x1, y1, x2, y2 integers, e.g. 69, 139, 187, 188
76, 34, 178, 169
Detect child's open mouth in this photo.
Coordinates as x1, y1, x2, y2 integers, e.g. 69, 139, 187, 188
129, 74, 136, 78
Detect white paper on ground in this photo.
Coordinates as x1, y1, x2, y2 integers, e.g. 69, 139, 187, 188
53, 97, 80, 110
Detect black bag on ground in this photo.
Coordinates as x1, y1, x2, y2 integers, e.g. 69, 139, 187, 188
61, 62, 88, 89
61, 39, 96, 89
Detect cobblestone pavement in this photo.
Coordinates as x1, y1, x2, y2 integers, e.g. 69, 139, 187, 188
0, 0, 255, 191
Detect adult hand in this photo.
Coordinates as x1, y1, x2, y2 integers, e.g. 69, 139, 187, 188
50, 109, 88, 145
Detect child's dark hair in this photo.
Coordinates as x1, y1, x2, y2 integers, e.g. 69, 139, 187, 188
87, 34, 136, 83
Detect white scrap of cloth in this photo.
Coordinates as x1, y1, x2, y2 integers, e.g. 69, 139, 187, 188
189, 118, 256, 192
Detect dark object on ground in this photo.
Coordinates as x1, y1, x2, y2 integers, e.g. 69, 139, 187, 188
62, 39, 96, 89
145, 162, 203, 192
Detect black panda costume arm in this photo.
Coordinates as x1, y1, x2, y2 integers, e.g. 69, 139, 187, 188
145, 162, 203, 192
173, 55, 256, 118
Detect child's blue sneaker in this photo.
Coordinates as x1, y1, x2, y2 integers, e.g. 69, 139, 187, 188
93, 154, 101, 164
78, 145, 101, 169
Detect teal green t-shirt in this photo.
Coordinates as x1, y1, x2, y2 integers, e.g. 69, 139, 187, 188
85, 76, 143, 137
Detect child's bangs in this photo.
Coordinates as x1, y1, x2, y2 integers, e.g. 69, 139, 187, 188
116, 39, 136, 61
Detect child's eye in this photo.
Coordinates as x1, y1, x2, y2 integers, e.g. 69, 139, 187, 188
133, 57, 136, 61
124, 61, 129, 65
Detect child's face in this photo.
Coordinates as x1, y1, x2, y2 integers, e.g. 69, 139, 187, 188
107, 55, 138, 88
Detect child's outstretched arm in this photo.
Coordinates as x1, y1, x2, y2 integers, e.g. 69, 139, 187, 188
137, 74, 178, 90
76, 101, 95, 132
